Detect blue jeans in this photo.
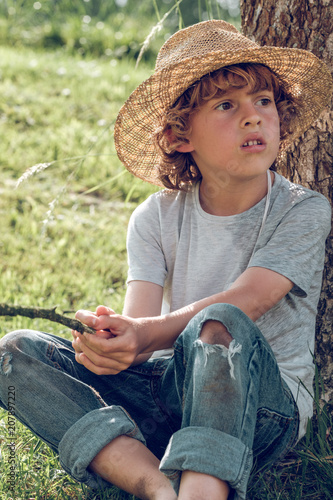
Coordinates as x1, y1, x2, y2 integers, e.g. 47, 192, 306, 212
0, 304, 299, 499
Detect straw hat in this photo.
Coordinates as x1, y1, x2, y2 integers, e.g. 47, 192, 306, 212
114, 19, 333, 186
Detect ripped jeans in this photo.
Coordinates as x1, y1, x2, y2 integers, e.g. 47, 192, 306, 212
0, 304, 299, 499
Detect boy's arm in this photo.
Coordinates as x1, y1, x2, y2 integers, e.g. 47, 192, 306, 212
141, 266, 293, 350
73, 266, 293, 375
122, 280, 164, 364
123, 281, 164, 318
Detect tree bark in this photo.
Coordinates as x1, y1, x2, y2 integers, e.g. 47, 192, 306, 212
241, 0, 333, 398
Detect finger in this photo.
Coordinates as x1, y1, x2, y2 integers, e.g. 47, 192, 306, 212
93, 313, 123, 332
94, 330, 116, 339
96, 305, 116, 316
72, 332, 110, 359
74, 351, 84, 365
75, 331, 136, 366
74, 341, 131, 374
73, 327, 114, 341
75, 351, 124, 375
76, 332, 124, 357
75, 309, 98, 328
71, 329, 81, 339
72, 332, 84, 354
79, 327, 133, 356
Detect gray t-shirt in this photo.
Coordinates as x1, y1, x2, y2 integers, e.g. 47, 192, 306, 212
126, 172, 331, 438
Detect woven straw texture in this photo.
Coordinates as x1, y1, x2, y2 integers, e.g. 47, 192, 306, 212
114, 20, 333, 186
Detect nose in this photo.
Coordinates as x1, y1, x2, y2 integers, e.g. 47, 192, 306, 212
240, 102, 261, 128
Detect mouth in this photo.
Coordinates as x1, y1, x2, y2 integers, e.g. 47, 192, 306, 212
242, 139, 263, 147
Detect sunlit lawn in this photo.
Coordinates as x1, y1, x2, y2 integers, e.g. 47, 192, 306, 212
0, 45, 155, 498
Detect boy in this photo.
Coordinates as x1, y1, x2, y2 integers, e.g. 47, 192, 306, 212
0, 20, 332, 500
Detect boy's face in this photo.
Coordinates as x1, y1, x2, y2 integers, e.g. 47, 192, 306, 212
177, 84, 280, 185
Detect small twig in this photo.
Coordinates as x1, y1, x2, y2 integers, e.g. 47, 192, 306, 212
0, 303, 96, 334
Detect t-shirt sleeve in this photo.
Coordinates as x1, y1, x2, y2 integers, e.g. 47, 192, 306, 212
126, 196, 167, 287
249, 195, 331, 297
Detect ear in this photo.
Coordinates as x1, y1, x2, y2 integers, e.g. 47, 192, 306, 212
165, 128, 194, 153
175, 142, 195, 153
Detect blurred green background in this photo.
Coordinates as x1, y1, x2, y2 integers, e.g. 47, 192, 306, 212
0, 0, 240, 61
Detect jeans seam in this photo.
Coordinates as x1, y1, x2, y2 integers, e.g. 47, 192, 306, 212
284, 404, 299, 452
126, 358, 169, 376
46, 341, 64, 371
46, 340, 80, 377
281, 383, 300, 449
151, 361, 181, 434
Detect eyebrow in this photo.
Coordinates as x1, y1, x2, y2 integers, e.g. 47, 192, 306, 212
207, 87, 274, 101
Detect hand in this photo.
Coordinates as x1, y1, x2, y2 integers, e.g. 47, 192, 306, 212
72, 305, 145, 375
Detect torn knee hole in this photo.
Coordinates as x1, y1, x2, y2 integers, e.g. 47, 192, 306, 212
200, 319, 233, 347
0, 353, 13, 375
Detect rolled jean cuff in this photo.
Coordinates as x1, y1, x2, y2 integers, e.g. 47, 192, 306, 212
160, 427, 253, 500
59, 405, 146, 489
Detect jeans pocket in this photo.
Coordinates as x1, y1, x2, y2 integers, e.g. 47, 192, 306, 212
253, 404, 298, 469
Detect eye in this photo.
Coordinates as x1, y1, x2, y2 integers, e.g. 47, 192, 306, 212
257, 97, 272, 106
216, 101, 232, 111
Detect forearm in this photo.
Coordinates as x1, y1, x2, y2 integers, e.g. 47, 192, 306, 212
121, 280, 259, 355
138, 269, 293, 354
138, 289, 247, 353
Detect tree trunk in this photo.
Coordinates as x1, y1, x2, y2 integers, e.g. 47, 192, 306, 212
241, 0, 333, 399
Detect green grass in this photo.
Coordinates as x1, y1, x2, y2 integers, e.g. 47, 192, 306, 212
0, 0, 240, 60
0, 43, 158, 321
0, 43, 157, 499
0, 0, 172, 61
0, 13, 332, 500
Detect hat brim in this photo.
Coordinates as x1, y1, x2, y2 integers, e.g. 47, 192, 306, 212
114, 46, 333, 186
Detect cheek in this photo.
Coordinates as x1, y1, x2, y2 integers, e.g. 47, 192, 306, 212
267, 115, 281, 142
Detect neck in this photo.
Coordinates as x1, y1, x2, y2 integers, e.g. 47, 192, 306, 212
199, 171, 273, 216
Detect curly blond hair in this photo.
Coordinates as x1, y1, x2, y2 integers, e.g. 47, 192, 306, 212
154, 63, 299, 190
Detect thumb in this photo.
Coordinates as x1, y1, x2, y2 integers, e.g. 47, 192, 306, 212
93, 314, 124, 334
96, 305, 116, 316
